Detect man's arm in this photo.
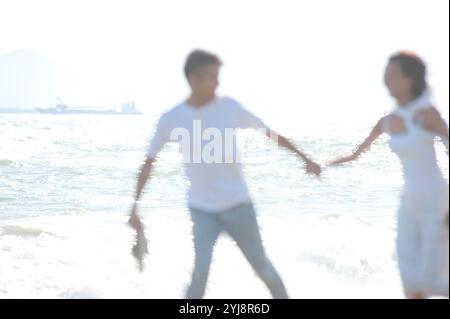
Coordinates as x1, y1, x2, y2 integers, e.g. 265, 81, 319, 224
128, 112, 170, 229
134, 157, 156, 202
129, 157, 155, 231
234, 100, 321, 176
266, 129, 322, 177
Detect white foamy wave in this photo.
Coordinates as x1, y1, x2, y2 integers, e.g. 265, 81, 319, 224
0, 212, 403, 299
0, 225, 62, 238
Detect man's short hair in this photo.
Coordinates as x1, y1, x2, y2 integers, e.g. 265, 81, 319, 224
184, 49, 222, 78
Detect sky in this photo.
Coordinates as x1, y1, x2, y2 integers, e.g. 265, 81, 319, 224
0, 0, 448, 124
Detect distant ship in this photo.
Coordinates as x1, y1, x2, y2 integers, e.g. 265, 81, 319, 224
35, 99, 142, 115
36, 105, 116, 114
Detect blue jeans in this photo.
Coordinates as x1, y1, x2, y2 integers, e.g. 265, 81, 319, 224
187, 202, 288, 299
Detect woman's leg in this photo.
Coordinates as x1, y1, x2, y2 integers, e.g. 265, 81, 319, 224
420, 212, 449, 298
396, 197, 423, 299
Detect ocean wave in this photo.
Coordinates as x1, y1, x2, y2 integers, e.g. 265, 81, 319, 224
0, 159, 14, 166
300, 251, 380, 280
0, 225, 63, 238
58, 287, 102, 299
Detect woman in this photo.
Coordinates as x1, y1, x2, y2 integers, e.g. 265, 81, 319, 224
330, 51, 449, 299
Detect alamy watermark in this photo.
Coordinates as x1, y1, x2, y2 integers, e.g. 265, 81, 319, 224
161, 120, 284, 165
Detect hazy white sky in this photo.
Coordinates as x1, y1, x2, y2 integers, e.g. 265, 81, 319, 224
0, 0, 448, 125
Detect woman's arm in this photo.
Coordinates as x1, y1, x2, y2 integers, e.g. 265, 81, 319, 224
329, 118, 385, 166
419, 107, 449, 152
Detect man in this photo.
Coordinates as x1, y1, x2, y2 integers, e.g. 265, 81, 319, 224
129, 49, 321, 299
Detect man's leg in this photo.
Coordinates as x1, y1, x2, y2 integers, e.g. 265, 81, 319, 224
186, 208, 221, 299
220, 202, 289, 299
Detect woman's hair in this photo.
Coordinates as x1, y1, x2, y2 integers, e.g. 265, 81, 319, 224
389, 51, 428, 98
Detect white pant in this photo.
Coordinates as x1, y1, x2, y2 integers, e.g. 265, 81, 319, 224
397, 187, 449, 298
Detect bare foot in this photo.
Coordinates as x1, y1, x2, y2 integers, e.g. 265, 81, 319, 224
408, 292, 425, 299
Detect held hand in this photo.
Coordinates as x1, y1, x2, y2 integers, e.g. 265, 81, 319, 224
132, 228, 149, 272
128, 202, 149, 272
305, 159, 322, 177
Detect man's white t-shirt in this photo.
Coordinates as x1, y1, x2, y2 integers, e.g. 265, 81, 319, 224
146, 96, 269, 213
